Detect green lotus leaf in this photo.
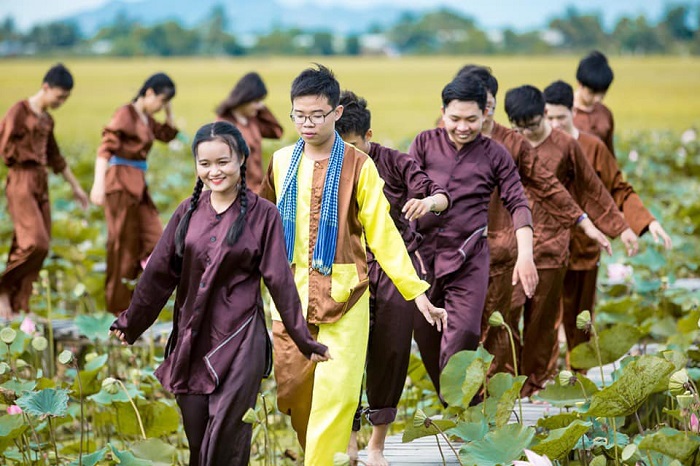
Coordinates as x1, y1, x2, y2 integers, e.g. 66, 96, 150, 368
530, 420, 592, 460
569, 323, 642, 369
15, 388, 70, 418
459, 423, 535, 466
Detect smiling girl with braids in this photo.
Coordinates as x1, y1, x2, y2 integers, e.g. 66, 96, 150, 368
110, 121, 330, 466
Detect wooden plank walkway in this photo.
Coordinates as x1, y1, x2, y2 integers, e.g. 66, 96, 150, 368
357, 348, 632, 464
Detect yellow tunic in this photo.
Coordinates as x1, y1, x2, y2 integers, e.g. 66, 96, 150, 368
265, 142, 428, 465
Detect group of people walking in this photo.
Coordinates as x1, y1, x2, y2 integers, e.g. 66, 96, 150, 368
0, 51, 672, 465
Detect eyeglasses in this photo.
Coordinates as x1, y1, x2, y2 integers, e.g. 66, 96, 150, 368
290, 108, 335, 125
510, 116, 543, 132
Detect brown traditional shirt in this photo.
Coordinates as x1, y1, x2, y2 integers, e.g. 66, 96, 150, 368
217, 106, 283, 194
569, 131, 655, 270
0, 100, 67, 173
573, 102, 615, 156
98, 104, 178, 199
410, 128, 532, 279
530, 129, 628, 268
111, 191, 327, 394
488, 122, 583, 275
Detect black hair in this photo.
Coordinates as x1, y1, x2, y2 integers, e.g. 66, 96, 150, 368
504, 85, 545, 124
174, 121, 250, 257
576, 51, 614, 93
43, 63, 74, 90
216, 72, 268, 117
441, 74, 487, 110
543, 80, 574, 110
336, 90, 371, 138
290, 63, 340, 108
134, 72, 176, 103
455, 64, 499, 97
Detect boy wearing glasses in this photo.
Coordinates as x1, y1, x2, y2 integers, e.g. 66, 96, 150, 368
409, 73, 536, 398
260, 64, 446, 465
504, 84, 636, 396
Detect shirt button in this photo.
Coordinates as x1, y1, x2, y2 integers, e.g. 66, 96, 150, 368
210, 236, 216, 242
315, 162, 321, 168
206, 256, 211, 264
308, 267, 313, 272
200, 281, 206, 288
438, 228, 445, 232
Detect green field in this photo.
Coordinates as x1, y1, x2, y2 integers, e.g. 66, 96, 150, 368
1, 56, 699, 151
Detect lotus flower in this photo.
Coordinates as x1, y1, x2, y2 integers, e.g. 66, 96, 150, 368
681, 128, 697, 145
607, 263, 633, 282
7, 405, 22, 415
513, 449, 554, 466
628, 149, 639, 162
691, 413, 699, 433
20, 316, 37, 335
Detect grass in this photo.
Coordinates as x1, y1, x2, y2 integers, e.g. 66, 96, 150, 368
0, 55, 699, 153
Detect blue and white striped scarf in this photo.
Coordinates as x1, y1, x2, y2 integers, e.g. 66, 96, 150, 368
278, 132, 345, 276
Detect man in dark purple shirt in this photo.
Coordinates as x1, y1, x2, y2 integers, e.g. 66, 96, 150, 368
336, 90, 449, 464
410, 74, 538, 396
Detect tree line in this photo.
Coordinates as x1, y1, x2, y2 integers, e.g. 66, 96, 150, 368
1, 4, 699, 57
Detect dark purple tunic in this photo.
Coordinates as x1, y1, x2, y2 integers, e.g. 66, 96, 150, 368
112, 191, 326, 395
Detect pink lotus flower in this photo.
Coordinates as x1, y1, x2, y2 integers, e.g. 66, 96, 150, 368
607, 263, 633, 282
691, 413, 699, 433
681, 128, 697, 145
513, 449, 553, 466
7, 405, 22, 415
20, 316, 36, 335
628, 149, 639, 162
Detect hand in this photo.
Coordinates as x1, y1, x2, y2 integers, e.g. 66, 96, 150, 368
402, 197, 433, 221
414, 293, 447, 331
310, 349, 332, 362
620, 227, 639, 257
648, 220, 672, 250
90, 184, 105, 206
73, 187, 90, 210
578, 217, 612, 256
513, 254, 538, 298
109, 329, 128, 346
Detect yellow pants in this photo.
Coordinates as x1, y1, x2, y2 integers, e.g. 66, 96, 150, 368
273, 292, 369, 465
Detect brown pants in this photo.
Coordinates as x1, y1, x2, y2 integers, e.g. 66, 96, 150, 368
0, 167, 51, 313
104, 190, 162, 315
560, 267, 598, 370
481, 268, 517, 375
353, 253, 422, 430
511, 267, 567, 397
414, 239, 490, 396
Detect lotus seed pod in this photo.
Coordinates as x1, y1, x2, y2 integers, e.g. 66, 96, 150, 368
676, 393, 694, 409
576, 311, 591, 330
0, 327, 17, 345
488, 311, 505, 327
58, 350, 74, 365
559, 370, 574, 386
102, 377, 120, 394
242, 408, 257, 424
32, 336, 48, 352
669, 369, 690, 395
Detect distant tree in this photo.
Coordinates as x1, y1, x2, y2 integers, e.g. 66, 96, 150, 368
252, 28, 306, 55
201, 4, 229, 55
28, 21, 82, 50
93, 10, 136, 41
310, 31, 334, 55
141, 21, 200, 56
501, 29, 552, 54
549, 7, 607, 49
613, 16, 665, 54
0, 17, 20, 42
662, 5, 695, 41
345, 34, 361, 55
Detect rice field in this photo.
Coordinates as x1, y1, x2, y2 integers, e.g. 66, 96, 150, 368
1, 55, 699, 153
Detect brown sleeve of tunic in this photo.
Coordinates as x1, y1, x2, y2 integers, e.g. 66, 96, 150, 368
568, 138, 627, 238
390, 146, 450, 205
45, 129, 68, 174
110, 200, 187, 343
259, 203, 327, 358
0, 103, 23, 166
514, 138, 581, 228
97, 106, 133, 160
255, 106, 284, 139
150, 117, 179, 143
492, 144, 532, 231
259, 155, 277, 203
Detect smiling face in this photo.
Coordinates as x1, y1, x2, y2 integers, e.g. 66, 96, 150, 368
195, 139, 242, 198
441, 100, 486, 150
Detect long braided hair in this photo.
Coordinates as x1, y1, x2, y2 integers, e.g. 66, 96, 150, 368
174, 121, 250, 258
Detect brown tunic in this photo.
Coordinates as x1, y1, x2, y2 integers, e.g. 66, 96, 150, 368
488, 122, 582, 275
0, 100, 67, 173
98, 104, 178, 199
573, 102, 615, 156
529, 129, 628, 269
568, 131, 655, 270
112, 191, 326, 395
218, 106, 283, 194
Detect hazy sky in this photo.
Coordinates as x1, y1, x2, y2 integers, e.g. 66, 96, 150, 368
0, 0, 673, 30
